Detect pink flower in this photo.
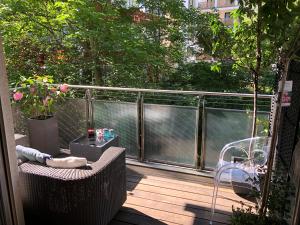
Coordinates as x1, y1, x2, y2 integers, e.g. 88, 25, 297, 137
13, 92, 23, 101
60, 84, 68, 93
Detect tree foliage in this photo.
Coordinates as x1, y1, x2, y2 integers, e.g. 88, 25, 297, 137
0, 0, 188, 86
0, 0, 278, 94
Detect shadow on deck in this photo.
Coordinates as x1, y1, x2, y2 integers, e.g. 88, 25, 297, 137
110, 165, 255, 225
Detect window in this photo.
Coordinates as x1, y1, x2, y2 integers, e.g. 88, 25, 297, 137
224, 12, 231, 20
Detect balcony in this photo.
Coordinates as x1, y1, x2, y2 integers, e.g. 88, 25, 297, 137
13, 85, 271, 224
198, 0, 238, 10
198, 1, 215, 10
218, 0, 238, 8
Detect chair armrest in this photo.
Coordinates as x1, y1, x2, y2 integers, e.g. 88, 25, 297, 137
218, 146, 248, 166
218, 137, 267, 166
90, 147, 126, 176
19, 147, 126, 181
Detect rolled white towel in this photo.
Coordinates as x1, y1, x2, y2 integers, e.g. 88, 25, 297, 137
46, 157, 87, 168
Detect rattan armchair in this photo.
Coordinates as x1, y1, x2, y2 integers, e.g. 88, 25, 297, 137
18, 147, 126, 225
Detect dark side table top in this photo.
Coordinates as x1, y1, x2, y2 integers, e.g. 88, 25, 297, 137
69, 135, 119, 162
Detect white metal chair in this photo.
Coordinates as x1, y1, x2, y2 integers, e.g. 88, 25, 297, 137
209, 136, 270, 224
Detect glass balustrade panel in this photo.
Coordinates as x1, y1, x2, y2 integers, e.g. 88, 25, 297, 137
144, 104, 197, 166
94, 101, 139, 158
204, 107, 269, 169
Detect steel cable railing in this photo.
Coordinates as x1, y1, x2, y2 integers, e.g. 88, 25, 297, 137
12, 85, 273, 171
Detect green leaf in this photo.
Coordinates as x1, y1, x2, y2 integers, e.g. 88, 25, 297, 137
210, 62, 222, 73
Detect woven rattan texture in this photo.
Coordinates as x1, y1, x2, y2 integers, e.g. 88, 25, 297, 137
19, 147, 126, 225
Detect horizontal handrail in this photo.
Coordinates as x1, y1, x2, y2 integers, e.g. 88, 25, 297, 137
62, 84, 274, 99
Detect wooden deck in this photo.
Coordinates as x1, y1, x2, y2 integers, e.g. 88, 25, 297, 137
109, 166, 255, 225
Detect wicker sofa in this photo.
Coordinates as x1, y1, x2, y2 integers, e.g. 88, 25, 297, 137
18, 147, 126, 225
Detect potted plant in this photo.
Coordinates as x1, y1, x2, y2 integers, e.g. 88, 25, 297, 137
230, 168, 294, 225
12, 75, 68, 155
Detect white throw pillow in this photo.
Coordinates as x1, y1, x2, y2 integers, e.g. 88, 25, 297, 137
46, 157, 87, 168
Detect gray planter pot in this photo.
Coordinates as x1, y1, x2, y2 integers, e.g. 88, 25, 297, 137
27, 116, 60, 156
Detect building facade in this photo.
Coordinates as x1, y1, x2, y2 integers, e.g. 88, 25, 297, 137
187, 0, 239, 25
126, 0, 238, 25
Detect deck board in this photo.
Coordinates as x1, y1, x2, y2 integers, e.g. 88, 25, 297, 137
111, 167, 255, 225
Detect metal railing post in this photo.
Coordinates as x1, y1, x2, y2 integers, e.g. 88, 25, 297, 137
141, 94, 145, 162
200, 97, 207, 170
137, 92, 145, 161
195, 95, 202, 169
85, 89, 94, 134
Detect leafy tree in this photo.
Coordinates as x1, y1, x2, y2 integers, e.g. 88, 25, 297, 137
0, 0, 189, 87
187, 10, 233, 62
255, 0, 300, 217
0, 0, 81, 83
0, 0, 276, 93
193, 2, 275, 137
